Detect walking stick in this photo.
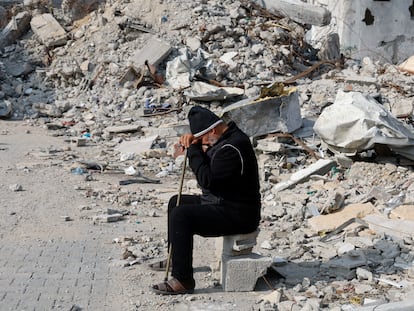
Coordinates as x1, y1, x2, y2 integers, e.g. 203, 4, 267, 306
164, 148, 187, 281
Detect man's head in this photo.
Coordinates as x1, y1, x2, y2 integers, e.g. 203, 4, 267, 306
188, 106, 227, 146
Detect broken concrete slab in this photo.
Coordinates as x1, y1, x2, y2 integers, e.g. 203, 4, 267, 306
30, 14, 67, 48
307, 202, 378, 234
271, 261, 320, 285
4, 60, 34, 77
131, 36, 172, 68
271, 159, 336, 193
254, 0, 331, 26
221, 90, 302, 138
354, 299, 414, 311
104, 124, 141, 134
115, 135, 158, 157
364, 214, 414, 239
389, 205, 414, 221
184, 81, 244, 101
0, 11, 31, 48
320, 252, 367, 280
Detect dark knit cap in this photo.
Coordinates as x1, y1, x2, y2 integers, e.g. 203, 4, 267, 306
188, 106, 223, 138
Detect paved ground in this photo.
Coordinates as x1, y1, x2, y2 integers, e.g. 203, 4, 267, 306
0, 121, 131, 310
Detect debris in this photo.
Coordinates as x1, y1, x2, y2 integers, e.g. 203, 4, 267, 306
254, 0, 331, 26
30, 14, 67, 48
398, 55, 414, 74
131, 36, 172, 68
115, 135, 158, 158
104, 124, 141, 134
221, 87, 302, 138
9, 184, 23, 191
271, 159, 336, 193
0, 11, 31, 47
0, 100, 12, 118
184, 81, 244, 101
363, 214, 414, 239
314, 91, 414, 160
308, 202, 377, 234
93, 213, 124, 223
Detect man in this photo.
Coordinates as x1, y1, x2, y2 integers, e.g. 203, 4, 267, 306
151, 105, 261, 295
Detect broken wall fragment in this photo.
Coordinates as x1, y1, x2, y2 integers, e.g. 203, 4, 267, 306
221, 88, 302, 138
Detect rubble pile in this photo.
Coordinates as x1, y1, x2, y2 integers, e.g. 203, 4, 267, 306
2, 0, 414, 310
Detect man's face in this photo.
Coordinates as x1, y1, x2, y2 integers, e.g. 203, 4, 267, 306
200, 129, 218, 146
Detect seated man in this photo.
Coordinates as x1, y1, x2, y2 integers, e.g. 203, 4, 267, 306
151, 105, 261, 295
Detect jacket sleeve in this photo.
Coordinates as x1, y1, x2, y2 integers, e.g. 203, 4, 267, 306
187, 143, 243, 190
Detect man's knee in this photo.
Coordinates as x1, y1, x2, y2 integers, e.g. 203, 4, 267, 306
168, 195, 179, 214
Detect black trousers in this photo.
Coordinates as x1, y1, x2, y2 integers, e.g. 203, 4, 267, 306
167, 194, 258, 282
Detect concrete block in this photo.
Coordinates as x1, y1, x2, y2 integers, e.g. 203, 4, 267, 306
221, 253, 272, 292
222, 229, 259, 256
254, 0, 331, 26
0, 11, 31, 47
131, 36, 172, 68
30, 14, 67, 48
221, 90, 302, 138
272, 159, 336, 193
212, 230, 259, 276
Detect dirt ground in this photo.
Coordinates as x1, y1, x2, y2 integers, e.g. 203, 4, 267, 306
0, 119, 275, 311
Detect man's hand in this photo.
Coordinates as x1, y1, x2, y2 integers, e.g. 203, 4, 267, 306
179, 134, 200, 149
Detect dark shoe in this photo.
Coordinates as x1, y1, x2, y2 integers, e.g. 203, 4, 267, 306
151, 278, 195, 295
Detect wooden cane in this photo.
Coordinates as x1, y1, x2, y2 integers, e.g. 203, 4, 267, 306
164, 148, 187, 281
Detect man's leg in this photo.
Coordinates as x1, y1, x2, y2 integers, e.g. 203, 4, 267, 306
169, 203, 253, 283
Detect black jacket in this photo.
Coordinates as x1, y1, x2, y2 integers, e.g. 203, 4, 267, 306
187, 122, 261, 220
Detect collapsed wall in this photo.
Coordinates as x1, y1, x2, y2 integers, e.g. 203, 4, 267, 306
312, 0, 414, 64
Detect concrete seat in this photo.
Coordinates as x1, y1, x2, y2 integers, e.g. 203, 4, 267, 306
213, 229, 272, 292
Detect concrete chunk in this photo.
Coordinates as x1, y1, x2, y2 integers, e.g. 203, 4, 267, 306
221, 253, 272, 292
222, 90, 302, 138
307, 202, 377, 234
0, 11, 31, 47
30, 14, 67, 48
131, 36, 172, 68
222, 230, 259, 256
320, 252, 367, 280
272, 159, 336, 193
364, 214, 414, 239
254, 0, 331, 26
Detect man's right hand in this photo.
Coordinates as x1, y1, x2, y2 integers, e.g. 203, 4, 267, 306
179, 134, 200, 149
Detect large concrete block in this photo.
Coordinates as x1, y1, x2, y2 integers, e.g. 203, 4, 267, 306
30, 14, 67, 48
221, 90, 302, 138
131, 36, 172, 68
221, 253, 272, 292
